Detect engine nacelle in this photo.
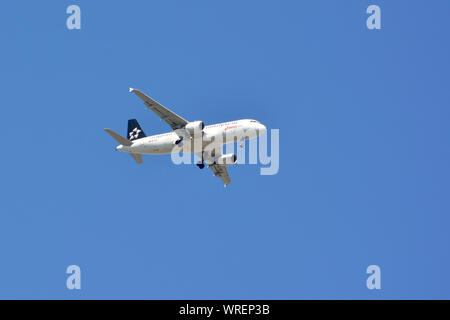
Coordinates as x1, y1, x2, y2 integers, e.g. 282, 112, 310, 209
216, 153, 238, 166
185, 121, 205, 134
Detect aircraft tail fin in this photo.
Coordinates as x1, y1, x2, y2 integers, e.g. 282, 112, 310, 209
127, 119, 146, 141
104, 128, 132, 146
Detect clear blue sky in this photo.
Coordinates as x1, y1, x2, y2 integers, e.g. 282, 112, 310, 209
0, 0, 449, 299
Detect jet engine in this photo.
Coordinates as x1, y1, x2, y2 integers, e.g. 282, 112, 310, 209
185, 121, 205, 134
216, 153, 238, 166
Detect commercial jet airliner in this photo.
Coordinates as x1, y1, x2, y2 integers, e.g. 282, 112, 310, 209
105, 88, 267, 186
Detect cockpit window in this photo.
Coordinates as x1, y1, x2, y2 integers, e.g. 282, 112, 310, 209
250, 120, 259, 123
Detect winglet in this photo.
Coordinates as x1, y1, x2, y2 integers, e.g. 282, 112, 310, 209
129, 87, 135, 93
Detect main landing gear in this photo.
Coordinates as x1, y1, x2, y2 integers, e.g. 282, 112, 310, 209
196, 161, 205, 169
174, 136, 183, 146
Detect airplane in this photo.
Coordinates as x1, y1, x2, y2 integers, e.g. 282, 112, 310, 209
104, 88, 267, 186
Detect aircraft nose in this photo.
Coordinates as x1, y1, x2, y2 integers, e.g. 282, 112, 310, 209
259, 123, 267, 135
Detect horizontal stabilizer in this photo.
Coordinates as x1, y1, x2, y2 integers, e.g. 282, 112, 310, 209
130, 153, 143, 164
104, 128, 132, 146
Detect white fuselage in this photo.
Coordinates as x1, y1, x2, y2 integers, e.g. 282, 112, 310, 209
116, 119, 266, 155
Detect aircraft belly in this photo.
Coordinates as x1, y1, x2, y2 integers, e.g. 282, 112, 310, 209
143, 143, 172, 154
132, 135, 231, 155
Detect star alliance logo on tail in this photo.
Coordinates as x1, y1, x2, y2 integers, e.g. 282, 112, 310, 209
129, 127, 141, 140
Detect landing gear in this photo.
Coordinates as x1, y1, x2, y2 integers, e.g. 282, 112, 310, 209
196, 161, 205, 169
175, 137, 184, 145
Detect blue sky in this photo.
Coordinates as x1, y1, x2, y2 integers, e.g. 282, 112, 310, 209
0, 0, 449, 299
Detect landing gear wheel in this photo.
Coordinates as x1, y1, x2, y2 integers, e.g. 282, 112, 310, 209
175, 136, 184, 145
196, 162, 205, 169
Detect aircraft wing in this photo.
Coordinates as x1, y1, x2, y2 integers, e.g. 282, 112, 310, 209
196, 148, 232, 186
210, 164, 231, 186
129, 88, 188, 130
